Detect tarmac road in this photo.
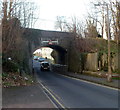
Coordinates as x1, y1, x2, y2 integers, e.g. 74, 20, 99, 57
34, 60, 119, 108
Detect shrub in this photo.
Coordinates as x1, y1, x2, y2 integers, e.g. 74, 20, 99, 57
3, 60, 19, 72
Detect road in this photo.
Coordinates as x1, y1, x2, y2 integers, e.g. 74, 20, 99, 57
33, 60, 119, 108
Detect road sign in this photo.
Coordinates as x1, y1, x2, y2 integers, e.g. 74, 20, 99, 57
41, 38, 58, 45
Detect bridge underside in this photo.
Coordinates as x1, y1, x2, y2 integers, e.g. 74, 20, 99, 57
42, 45, 67, 65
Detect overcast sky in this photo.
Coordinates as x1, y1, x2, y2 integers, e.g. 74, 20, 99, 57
31, 0, 96, 30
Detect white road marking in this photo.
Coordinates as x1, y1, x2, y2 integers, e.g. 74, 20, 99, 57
60, 74, 119, 91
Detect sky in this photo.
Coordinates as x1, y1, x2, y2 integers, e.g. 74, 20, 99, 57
31, 0, 95, 30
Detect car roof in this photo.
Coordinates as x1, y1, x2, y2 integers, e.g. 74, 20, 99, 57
38, 57, 45, 59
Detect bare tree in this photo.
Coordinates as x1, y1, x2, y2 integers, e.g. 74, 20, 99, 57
54, 16, 66, 31
1, 0, 38, 56
55, 16, 85, 37
116, 0, 120, 44
85, 18, 99, 38
87, 6, 105, 38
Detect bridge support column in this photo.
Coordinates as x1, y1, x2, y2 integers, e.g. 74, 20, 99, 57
28, 57, 33, 74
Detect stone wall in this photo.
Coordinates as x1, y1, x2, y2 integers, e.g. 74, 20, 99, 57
85, 52, 98, 71
84, 52, 118, 72
101, 53, 118, 72
112, 54, 118, 72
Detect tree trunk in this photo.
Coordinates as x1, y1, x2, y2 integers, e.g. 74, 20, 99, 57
107, 4, 112, 82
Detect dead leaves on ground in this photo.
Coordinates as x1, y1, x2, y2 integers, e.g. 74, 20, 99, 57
2, 72, 35, 88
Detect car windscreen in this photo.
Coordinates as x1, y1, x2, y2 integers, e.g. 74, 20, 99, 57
42, 63, 49, 66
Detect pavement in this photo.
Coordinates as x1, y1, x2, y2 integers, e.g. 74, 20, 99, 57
2, 84, 55, 109
60, 71, 119, 89
2, 59, 55, 109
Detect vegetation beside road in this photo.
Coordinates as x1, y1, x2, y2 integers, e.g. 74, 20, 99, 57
68, 38, 119, 74
2, 72, 35, 88
2, 58, 36, 88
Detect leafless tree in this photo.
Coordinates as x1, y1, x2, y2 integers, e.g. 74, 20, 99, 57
113, 0, 120, 44
85, 18, 99, 38
54, 16, 66, 31
1, 0, 38, 56
87, 6, 105, 38
55, 16, 85, 37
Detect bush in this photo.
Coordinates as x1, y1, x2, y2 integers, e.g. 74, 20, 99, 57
3, 60, 19, 72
